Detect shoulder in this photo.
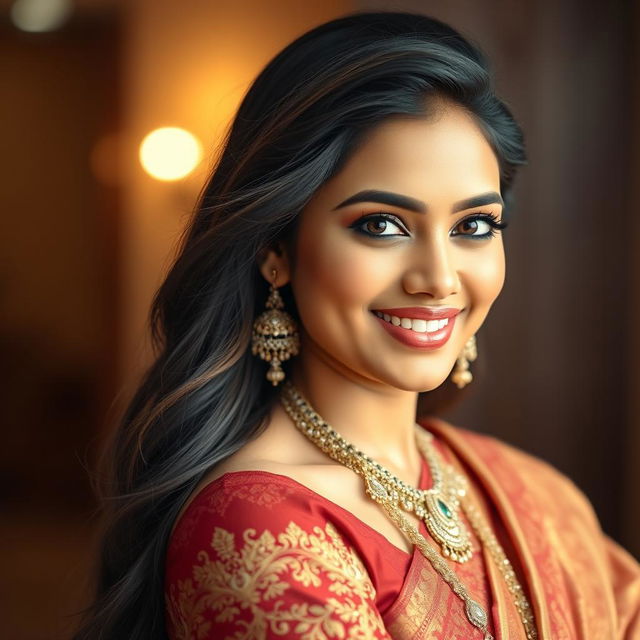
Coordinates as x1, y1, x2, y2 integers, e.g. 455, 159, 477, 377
167, 470, 330, 558
167, 459, 377, 560
165, 471, 388, 639
426, 415, 576, 484
424, 417, 601, 527
425, 418, 640, 633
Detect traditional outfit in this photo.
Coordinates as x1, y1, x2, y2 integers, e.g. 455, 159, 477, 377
165, 418, 640, 639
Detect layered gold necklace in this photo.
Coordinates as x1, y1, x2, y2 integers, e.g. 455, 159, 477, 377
280, 380, 538, 640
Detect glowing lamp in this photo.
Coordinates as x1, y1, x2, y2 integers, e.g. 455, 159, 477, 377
139, 127, 202, 181
10, 0, 72, 32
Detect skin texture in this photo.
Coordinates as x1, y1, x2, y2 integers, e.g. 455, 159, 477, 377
184, 103, 505, 553
266, 103, 504, 461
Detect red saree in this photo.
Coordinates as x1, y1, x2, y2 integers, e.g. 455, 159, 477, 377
164, 418, 640, 639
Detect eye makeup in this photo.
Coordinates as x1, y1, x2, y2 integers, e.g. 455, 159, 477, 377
451, 212, 507, 240
348, 211, 507, 240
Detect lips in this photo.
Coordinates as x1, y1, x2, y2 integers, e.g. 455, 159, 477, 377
370, 307, 461, 349
373, 307, 461, 320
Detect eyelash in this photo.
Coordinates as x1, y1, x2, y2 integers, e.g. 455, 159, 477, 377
349, 212, 508, 240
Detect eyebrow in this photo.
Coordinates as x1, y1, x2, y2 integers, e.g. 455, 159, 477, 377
332, 189, 504, 214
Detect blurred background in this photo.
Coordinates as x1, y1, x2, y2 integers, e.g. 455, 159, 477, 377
1, 0, 638, 638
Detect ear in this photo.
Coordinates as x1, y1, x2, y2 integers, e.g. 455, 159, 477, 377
256, 240, 291, 287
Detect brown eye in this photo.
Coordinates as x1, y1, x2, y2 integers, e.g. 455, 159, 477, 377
366, 219, 388, 234
349, 213, 407, 238
451, 213, 506, 240
457, 219, 479, 234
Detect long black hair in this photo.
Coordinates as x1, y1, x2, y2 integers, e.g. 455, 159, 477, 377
74, 11, 526, 639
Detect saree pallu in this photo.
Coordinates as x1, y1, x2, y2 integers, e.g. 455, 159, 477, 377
165, 419, 640, 639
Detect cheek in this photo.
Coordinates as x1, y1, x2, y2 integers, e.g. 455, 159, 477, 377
294, 230, 390, 311
463, 243, 506, 305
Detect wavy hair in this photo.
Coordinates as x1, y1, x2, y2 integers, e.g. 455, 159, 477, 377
74, 11, 526, 639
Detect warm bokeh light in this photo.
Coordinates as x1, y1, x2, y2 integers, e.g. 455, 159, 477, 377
139, 127, 203, 181
10, 0, 72, 32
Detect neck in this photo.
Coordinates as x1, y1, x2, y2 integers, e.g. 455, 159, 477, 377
288, 335, 422, 474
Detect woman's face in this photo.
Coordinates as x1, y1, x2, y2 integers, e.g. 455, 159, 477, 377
286, 103, 505, 392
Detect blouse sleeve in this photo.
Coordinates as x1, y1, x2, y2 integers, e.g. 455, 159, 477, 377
164, 473, 392, 640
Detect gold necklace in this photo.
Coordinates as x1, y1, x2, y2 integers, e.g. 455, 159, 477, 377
280, 381, 473, 563
279, 380, 538, 640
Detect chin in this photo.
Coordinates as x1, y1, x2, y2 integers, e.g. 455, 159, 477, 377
378, 370, 453, 394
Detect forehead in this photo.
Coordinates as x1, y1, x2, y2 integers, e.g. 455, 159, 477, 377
321, 106, 500, 206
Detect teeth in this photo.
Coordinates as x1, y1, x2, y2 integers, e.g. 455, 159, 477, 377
426, 320, 440, 332
374, 311, 450, 333
412, 319, 427, 333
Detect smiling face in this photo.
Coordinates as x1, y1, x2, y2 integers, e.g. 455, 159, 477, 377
273, 103, 506, 392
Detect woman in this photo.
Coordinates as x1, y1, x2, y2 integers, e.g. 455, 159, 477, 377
75, 11, 640, 640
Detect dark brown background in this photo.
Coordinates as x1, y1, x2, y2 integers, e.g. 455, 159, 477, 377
1, 1, 638, 638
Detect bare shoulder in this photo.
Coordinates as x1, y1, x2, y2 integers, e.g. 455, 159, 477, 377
173, 405, 414, 553
174, 405, 359, 525
189, 404, 346, 495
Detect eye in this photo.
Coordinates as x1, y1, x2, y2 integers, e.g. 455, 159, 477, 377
349, 213, 408, 238
451, 213, 507, 240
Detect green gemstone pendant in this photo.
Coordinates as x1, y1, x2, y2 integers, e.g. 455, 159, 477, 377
422, 492, 473, 563
437, 498, 452, 518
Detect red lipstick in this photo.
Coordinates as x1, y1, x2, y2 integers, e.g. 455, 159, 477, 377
374, 307, 461, 320
371, 307, 461, 350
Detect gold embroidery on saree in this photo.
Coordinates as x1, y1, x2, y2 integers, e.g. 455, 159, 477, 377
167, 521, 387, 640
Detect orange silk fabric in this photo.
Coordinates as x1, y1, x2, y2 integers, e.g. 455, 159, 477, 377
423, 418, 640, 639
164, 419, 640, 639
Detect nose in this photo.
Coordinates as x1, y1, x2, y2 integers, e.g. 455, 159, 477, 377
402, 234, 460, 299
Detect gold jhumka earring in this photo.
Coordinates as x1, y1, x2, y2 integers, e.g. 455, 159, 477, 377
251, 269, 300, 386
451, 334, 477, 389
